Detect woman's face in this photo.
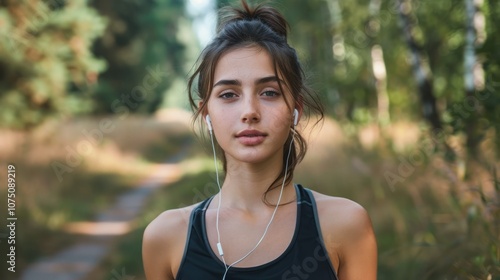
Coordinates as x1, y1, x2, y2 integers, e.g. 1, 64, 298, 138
206, 46, 295, 167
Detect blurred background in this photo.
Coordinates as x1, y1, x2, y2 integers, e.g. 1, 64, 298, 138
0, 0, 499, 279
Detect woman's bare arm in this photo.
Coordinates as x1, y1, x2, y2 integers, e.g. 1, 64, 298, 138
336, 203, 377, 279
142, 208, 192, 280
316, 194, 378, 280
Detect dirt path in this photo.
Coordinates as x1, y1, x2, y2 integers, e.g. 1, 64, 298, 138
19, 144, 190, 280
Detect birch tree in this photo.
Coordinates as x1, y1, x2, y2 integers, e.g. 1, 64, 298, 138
463, 0, 486, 155
367, 0, 390, 125
397, 0, 442, 131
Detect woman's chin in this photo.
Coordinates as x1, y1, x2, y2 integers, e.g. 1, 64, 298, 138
226, 149, 282, 166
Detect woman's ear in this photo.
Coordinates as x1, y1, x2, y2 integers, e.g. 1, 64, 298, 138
199, 101, 212, 131
199, 101, 207, 119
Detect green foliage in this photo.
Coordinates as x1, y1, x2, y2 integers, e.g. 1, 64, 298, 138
0, 0, 107, 129
89, 0, 187, 114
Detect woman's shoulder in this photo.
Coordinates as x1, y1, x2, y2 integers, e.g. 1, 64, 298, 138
143, 203, 199, 243
142, 203, 200, 279
306, 190, 377, 278
308, 190, 373, 243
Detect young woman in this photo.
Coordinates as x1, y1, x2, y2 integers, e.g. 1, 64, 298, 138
142, 1, 377, 279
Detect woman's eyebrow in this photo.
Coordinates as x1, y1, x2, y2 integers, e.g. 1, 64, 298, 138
256, 76, 283, 85
213, 79, 241, 88
212, 76, 284, 88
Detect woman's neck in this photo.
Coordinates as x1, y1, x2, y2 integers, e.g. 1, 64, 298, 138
219, 158, 295, 211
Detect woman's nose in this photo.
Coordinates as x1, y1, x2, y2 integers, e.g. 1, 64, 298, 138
241, 96, 260, 124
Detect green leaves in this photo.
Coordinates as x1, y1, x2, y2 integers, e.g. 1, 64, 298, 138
0, 0, 107, 129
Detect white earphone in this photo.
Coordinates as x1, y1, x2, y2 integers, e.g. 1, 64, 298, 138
205, 115, 213, 132
293, 108, 299, 126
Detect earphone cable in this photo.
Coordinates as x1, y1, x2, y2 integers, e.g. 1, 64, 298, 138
209, 129, 224, 267
209, 128, 297, 280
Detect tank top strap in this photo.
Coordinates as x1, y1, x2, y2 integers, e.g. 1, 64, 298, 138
176, 196, 218, 279
298, 185, 329, 245
295, 184, 339, 279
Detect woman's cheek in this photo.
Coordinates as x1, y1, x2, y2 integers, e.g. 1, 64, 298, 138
271, 112, 292, 133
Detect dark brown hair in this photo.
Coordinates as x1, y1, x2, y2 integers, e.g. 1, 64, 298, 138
188, 0, 324, 204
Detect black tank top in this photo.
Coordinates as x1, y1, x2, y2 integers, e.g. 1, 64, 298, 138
176, 184, 338, 280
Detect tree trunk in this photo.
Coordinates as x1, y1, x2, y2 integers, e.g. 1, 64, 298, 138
464, 0, 486, 157
368, 0, 390, 125
397, 0, 442, 131
371, 45, 390, 125
324, 0, 347, 116
324, 0, 345, 62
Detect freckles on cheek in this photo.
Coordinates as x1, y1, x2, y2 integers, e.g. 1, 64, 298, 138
268, 116, 291, 134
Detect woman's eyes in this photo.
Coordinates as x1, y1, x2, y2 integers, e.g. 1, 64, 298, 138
217, 89, 280, 99
261, 90, 280, 97
219, 92, 237, 99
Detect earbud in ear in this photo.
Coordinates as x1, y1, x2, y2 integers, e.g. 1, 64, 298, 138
205, 115, 213, 131
293, 109, 299, 126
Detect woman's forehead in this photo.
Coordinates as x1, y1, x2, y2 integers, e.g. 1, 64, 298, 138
214, 47, 273, 78
212, 46, 290, 89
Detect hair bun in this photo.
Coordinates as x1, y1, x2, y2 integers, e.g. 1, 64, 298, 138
219, 0, 289, 39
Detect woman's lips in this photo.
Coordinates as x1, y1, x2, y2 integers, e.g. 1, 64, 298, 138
236, 129, 267, 146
